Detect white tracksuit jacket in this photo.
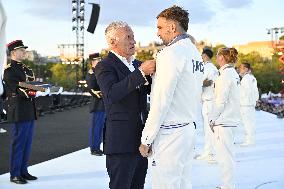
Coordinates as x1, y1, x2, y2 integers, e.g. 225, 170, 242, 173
202, 62, 218, 101
211, 64, 241, 126
240, 73, 259, 143
240, 73, 259, 106
211, 64, 240, 189
0, 0, 7, 95
141, 37, 203, 189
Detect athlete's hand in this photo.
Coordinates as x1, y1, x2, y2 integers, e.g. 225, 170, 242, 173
203, 79, 213, 87
140, 60, 156, 75
139, 144, 152, 157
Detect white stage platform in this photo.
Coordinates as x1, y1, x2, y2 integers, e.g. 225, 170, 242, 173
1, 111, 284, 189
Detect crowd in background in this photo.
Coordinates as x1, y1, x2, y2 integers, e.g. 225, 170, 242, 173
256, 94, 284, 118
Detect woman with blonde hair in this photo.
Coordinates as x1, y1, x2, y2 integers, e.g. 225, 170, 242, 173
210, 47, 240, 189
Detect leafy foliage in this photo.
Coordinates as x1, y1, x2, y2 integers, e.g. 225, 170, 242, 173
135, 50, 154, 62
49, 63, 81, 90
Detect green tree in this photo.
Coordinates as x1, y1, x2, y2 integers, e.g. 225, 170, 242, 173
49, 64, 80, 90
237, 51, 282, 93
135, 50, 154, 62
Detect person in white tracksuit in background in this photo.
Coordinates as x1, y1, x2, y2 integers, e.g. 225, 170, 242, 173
210, 47, 240, 189
0, 0, 7, 134
239, 63, 259, 146
195, 48, 218, 163
139, 5, 203, 189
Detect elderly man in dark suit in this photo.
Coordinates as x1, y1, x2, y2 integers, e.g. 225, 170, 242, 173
94, 21, 156, 189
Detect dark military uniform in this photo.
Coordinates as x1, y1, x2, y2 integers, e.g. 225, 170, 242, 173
3, 59, 37, 178
86, 68, 106, 154
4, 60, 36, 122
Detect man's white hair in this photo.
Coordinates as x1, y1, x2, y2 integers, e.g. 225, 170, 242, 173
105, 21, 130, 46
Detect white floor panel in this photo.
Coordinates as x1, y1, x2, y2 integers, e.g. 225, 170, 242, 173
1, 110, 283, 189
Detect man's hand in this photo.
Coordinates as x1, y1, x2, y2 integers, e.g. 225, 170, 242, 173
139, 144, 151, 157
203, 79, 213, 87
35, 87, 50, 97
92, 90, 102, 98
139, 60, 156, 75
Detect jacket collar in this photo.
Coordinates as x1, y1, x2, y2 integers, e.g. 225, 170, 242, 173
11, 59, 22, 65
219, 63, 234, 75
108, 51, 132, 75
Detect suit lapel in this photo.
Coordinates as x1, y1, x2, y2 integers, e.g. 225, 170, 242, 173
108, 52, 131, 76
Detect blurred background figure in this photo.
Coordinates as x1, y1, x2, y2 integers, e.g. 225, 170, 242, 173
0, 0, 7, 133
239, 62, 259, 146
86, 53, 105, 156
195, 48, 218, 163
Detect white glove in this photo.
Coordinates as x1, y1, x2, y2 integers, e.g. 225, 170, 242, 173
36, 87, 50, 97
0, 80, 3, 96
57, 87, 63, 94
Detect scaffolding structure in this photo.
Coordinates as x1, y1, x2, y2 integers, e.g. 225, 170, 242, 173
57, 0, 86, 85
267, 27, 284, 84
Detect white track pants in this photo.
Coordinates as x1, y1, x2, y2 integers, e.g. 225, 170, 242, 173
202, 100, 215, 155
214, 126, 235, 189
240, 106, 255, 143
150, 124, 196, 189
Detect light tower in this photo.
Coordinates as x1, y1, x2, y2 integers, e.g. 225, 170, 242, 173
72, 0, 85, 79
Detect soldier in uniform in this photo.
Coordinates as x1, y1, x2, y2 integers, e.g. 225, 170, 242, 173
86, 53, 105, 156
3, 40, 38, 184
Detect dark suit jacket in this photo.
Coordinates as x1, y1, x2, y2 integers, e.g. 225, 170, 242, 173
86, 68, 105, 112
94, 52, 150, 154
3, 60, 36, 123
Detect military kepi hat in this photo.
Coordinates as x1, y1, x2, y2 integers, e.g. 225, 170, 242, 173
89, 53, 100, 60
7, 40, 28, 52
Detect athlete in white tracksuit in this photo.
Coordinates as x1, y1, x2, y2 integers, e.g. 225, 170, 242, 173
0, 0, 7, 134
210, 47, 240, 189
140, 6, 203, 189
0, 0, 6, 94
239, 63, 259, 146
196, 49, 219, 162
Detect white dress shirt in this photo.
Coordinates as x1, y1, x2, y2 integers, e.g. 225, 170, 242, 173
141, 38, 204, 146
111, 50, 148, 84
111, 50, 135, 72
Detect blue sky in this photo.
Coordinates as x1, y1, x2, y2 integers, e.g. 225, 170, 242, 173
2, 0, 284, 56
